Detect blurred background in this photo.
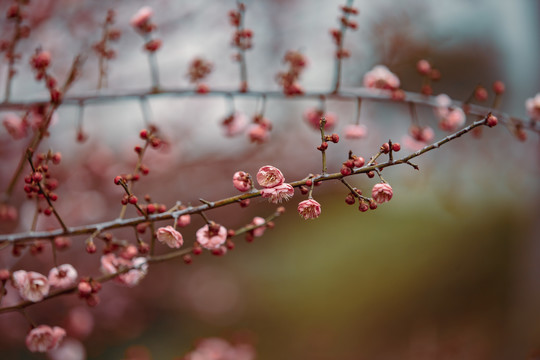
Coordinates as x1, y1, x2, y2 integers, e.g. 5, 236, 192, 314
0, 0, 539, 359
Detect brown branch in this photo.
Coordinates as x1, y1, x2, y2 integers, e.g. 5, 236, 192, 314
0, 113, 492, 245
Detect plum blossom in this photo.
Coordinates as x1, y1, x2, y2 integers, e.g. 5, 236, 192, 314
303, 108, 337, 130
183, 337, 256, 360
48, 338, 86, 360
434, 94, 465, 131
233, 171, 252, 192
363, 65, 400, 90
251, 217, 266, 237
196, 223, 227, 250
156, 225, 184, 248
256, 166, 285, 188
100, 254, 148, 287
297, 199, 322, 219
176, 214, 191, 227
260, 183, 294, 203
247, 123, 269, 143
526, 93, 540, 121
130, 6, 153, 31
344, 124, 367, 139
26, 325, 66, 353
222, 112, 248, 137
48, 264, 78, 289
12, 270, 50, 302
2, 113, 27, 139
371, 183, 393, 204
403, 125, 435, 151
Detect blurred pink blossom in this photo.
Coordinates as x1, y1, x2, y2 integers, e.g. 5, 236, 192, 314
196, 224, 228, 250
2, 113, 27, 139
130, 6, 153, 30
25, 325, 66, 353
222, 112, 248, 137
303, 108, 337, 130
48, 264, 78, 289
100, 254, 148, 287
526, 93, 540, 121
184, 337, 256, 360
344, 124, 367, 139
247, 123, 269, 143
176, 214, 191, 227
434, 94, 465, 131
12, 270, 50, 302
363, 65, 400, 90
251, 217, 266, 237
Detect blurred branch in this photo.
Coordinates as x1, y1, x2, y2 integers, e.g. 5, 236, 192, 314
0, 88, 535, 132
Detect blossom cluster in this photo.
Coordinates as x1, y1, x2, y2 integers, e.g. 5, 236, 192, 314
130, 6, 161, 53
276, 50, 308, 96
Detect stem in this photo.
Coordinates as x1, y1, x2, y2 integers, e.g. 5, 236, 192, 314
148, 51, 160, 92
3, 9, 24, 102
26, 153, 68, 232
143, 34, 160, 91
319, 117, 328, 174
331, 0, 355, 94
340, 178, 370, 202
355, 96, 362, 125
236, 0, 248, 91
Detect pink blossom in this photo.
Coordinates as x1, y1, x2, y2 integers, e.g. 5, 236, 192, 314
183, 337, 256, 360
257, 165, 285, 188
12, 270, 50, 302
402, 135, 425, 151
344, 124, 367, 139
2, 113, 27, 139
297, 199, 322, 219
434, 94, 465, 131
363, 65, 400, 90
403, 125, 435, 150
260, 183, 294, 203
196, 224, 227, 250
247, 123, 269, 143
48, 264, 78, 289
48, 338, 86, 360
233, 171, 252, 192
176, 214, 191, 227
526, 93, 540, 121
416, 59, 431, 75
26, 325, 66, 353
303, 108, 337, 130
121, 257, 148, 287
410, 125, 434, 143
100, 254, 148, 287
371, 183, 393, 204
156, 225, 184, 248
28, 107, 58, 131
251, 217, 266, 237
130, 6, 153, 30
222, 112, 248, 137
66, 306, 94, 339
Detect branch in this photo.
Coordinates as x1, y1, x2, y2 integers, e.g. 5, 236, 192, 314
0, 113, 493, 245
0, 88, 534, 132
